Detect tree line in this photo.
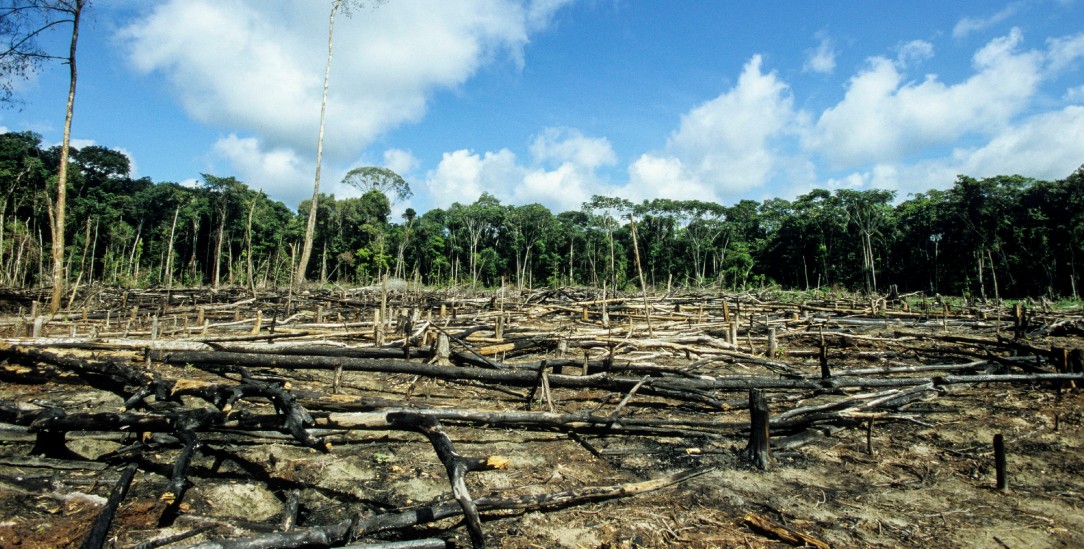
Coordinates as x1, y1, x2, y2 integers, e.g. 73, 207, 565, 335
2, 131, 1082, 299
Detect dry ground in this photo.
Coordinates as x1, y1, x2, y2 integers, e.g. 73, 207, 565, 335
0, 287, 1081, 548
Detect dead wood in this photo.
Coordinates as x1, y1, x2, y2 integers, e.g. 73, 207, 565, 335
3, 288, 1084, 547
744, 512, 830, 548
80, 462, 139, 549
184, 466, 713, 549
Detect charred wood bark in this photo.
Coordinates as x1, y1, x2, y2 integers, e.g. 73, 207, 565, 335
186, 467, 713, 549
80, 462, 139, 549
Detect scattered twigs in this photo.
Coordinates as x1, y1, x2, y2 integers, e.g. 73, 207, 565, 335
2, 288, 1081, 547
744, 512, 829, 548
185, 467, 714, 549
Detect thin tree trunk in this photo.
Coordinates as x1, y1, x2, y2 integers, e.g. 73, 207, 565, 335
568, 238, 574, 286
246, 196, 256, 294
38, 227, 45, 288
608, 229, 616, 290
88, 216, 98, 286
76, 216, 91, 285
189, 218, 199, 284
627, 215, 652, 336
49, 0, 84, 314
867, 230, 875, 292
1071, 249, 1079, 300
0, 207, 5, 284
127, 220, 143, 282
165, 205, 180, 293
296, 0, 342, 290
213, 211, 224, 289
977, 251, 987, 302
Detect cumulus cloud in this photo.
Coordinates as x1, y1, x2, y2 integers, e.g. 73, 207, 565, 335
423, 148, 521, 208
620, 154, 718, 204
803, 32, 837, 74
1046, 32, 1084, 73
211, 134, 312, 204
529, 127, 616, 169
661, 55, 801, 196
896, 40, 934, 67
953, 3, 1021, 39
820, 106, 1084, 198
422, 127, 617, 212
807, 28, 1042, 168
382, 148, 419, 177
68, 138, 98, 150
954, 105, 1084, 179
118, 0, 573, 188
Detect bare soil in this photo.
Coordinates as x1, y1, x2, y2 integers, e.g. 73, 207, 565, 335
0, 287, 1081, 548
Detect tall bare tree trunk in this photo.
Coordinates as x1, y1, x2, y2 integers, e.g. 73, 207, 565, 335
245, 196, 257, 294
165, 205, 180, 293
627, 215, 652, 335
212, 213, 224, 289
296, 0, 342, 290
48, 0, 84, 314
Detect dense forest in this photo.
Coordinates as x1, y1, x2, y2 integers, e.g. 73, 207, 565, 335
1, 131, 1082, 299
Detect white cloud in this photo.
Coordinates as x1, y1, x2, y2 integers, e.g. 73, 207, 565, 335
529, 127, 616, 169
422, 127, 617, 212
526, 0, 575, 30
896, 40, 934, 67
666, 55, 801, 194
211, 134, 312, 204
953, 3, 1021, 39
1066, 84, 1084, 102
118, 0, 572, 162
513, 162, 594, 210
382, 148, 419, 177
424, 56, 808, 210
808, 29, 1042, 168
803, 32, 836, 74
822, 106, 1084, 197
954, 105, 1084, 179
621, 154, 718, 204
1046, 32, 1084, 73
423, 148, 522, 208
68, 138, 97, 150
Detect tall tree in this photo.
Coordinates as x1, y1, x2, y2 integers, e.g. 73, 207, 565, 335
449, 193, 504, 286
584, 195, 633, 290
835, 188, 895, 295
296, 0, 385, 290
1, 0, 88, 312
505, 203, 552, 287
341, 166, 412, 205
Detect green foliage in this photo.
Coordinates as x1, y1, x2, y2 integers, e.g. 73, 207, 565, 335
1, 130, 1081, 297
341, 166, 412, 204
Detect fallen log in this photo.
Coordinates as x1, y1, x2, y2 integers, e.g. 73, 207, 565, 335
80, 462, 140, 549
183, 466, 715, 549
155, 349, 1084, 396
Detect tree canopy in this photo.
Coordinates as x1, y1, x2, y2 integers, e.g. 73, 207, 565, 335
1, 131, 1082, 298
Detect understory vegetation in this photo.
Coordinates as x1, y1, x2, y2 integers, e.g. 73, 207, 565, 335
2, 131, 1082, 299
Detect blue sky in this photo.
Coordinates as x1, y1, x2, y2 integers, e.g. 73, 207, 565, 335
3, 0, 1083, 216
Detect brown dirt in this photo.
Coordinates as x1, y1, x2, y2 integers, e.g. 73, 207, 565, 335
0, 288, 1082, 548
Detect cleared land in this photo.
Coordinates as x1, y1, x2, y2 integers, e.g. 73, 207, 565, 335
0, 286, 1082, 548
